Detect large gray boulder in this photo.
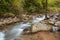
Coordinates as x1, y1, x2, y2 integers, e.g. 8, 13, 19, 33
55, 21, 60, 29
31, 23, 51, 32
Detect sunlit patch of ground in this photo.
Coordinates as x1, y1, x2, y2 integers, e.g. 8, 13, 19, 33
20, 32, 60, 40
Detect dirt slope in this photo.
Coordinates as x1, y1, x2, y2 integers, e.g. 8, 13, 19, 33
21, 32, 60, 40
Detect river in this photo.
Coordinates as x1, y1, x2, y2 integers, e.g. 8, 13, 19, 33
0, 15, 59, 40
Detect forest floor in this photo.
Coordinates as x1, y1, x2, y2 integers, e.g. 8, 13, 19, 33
21, 32, 60, 40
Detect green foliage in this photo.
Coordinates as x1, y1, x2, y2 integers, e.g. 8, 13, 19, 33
0, 0, 20, 17
22, 0, 49, 14
0, 0, 12, 12
0, 0, 60, 17
23, 0, 42, 13
48, 0, 60, 10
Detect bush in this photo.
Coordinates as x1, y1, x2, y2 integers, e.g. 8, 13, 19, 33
0, 0, 20, 17
23, 0, 42, 13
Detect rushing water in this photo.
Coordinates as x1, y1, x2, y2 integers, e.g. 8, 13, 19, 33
0, 32, 5, 40
0, 15, 45, 40
32, 15, 45, 23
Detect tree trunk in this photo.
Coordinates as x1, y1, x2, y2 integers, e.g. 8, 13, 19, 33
45, 0, 48, 19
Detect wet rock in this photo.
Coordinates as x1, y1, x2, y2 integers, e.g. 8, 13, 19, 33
48, 17, 57, 25
47, 13, 60, 25
55, 21, 60, 26
31, 23, 51, 32
23, 27, 31, 34
47, 13, 54, 19
55, 21, 60, 29
46, 14, 58, 25
0, 17, 20, 26
52, 26, 58, 32
48, 20, 56, 25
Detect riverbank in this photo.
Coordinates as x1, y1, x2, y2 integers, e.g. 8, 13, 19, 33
21, 32, 60, 40
0, 13, 42, 30
0, 17, 20, 30
0, 13, 60, 40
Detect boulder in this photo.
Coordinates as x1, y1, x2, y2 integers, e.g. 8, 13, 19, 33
31, 23, 52, 32
55, 21, 60, 29
48, 18, 56, 25
55, 21, 60, 26
47, 13, 59, 25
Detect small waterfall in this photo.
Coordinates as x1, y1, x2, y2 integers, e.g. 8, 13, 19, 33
52, 26, 58, 32
32, 15, 45, 23
14, 22, 31, 29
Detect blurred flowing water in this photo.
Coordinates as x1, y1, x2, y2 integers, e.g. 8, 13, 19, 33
0, 15, 45, 40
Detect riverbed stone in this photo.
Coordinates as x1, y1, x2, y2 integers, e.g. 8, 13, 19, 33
55, 21, 60, 26
0, 17, 20, 26
55, 21, 60, 29
31, 23, 52, 32
48, 18, 56, 25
